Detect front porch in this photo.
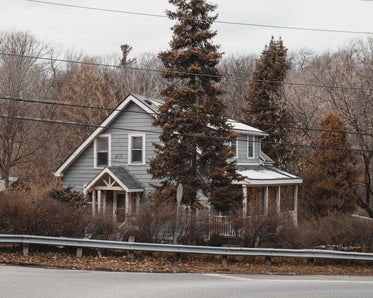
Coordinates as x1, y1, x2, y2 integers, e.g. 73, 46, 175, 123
237, 164, 302, 225
90, 190, 141, 221
241, 184, 299, 225
210, 165, 302, 236
84, 166, 144, 222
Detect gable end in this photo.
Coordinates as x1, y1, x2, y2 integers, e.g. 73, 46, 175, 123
54, 94, 156, 177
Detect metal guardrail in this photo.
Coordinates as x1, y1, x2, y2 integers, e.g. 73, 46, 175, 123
1, 234, 373, 261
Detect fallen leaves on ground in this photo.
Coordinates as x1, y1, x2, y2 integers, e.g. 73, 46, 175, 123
0, 246, 372, 275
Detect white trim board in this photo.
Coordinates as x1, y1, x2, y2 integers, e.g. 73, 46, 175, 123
83, 167, 144, 193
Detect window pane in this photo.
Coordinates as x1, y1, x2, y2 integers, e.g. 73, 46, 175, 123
97, 137, 108, 152
248, 136, 254, 158
132, 150, 142, 163
131, 136, 143, 163
97, 152, 108, 166
132, 137, 142, 149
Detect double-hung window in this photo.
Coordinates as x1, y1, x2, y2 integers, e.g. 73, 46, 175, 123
129, 134, 145, 164
95, 135, 111, 168
247, 135, 254, 159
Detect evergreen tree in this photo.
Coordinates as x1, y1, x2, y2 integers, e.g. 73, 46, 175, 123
149, 0, 241, 212
243, 37, 292, 169
302, 112, 358, 217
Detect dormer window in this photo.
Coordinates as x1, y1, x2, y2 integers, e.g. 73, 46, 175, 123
94, 134, 111, 168
247, 135, 254, 159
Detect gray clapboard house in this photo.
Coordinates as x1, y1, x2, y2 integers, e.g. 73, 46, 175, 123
54, 94, 302, 223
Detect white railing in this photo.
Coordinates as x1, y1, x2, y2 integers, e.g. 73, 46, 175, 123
210, 216, 236, 237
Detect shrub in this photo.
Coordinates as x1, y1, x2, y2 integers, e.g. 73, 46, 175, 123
84, 213, 119, 240
0, 191, 87, 237
49, 187, 88, 209
279, 214, 373, 252
121, 202, 176, 243
236, 214, 286, 248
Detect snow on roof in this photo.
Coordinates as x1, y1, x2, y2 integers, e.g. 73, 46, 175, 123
227, 119, 268, 136
236, 165, 302, 185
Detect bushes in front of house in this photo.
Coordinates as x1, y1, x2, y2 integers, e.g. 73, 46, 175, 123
279, 214, 373, 251
119, 203, 209, 245
0, 189, 118, 239
0, 190, 86, 237
1, 189, 373, 252
49, 187, 88, 209
208, 213, 373, 252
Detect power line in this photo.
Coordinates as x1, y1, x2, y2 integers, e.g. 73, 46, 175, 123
244, 121, 373, 137
1, 114, 372, 153
1, 51, 373, 92
26, 0, 373, 35
2, 95, 373, 137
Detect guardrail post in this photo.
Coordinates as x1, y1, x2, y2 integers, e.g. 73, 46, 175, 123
222, 255, 228, 265
76, 248, 83, 258
22, 243, 29, 256
127, 236, 135, 258
265, 256, 272, 266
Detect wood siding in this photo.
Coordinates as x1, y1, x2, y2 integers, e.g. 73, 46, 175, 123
235, 134, 261, 165
63, 102, 160, 196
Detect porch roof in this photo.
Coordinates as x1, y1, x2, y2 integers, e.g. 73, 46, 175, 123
84, 166, 145, 193
235, 165, 302, 186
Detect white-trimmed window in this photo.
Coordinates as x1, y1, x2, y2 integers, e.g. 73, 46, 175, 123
247, 135, 255, 159
94, 134, 111, 168
129, 134, 145, 165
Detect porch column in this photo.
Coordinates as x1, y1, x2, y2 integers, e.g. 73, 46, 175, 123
125, 192, 129, 216
264, 186, 269, 216
92, 190, 96, 216
276, 186, 281, 214
129, 193, 133, 215
293, 184, 299, 226
113, 191, 117, 222
103, 191, 107, 213
97, 190, 102, 214
136, 193, 140, 215
242, 185, 248, 217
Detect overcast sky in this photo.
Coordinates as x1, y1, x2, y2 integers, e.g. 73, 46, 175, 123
1, 0, 373, 58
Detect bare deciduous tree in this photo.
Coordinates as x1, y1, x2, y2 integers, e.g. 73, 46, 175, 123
0, 30, 50, 187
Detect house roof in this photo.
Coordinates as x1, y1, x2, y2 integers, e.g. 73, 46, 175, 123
259, 151, 274, 165
128, 96, 268, 136
84, 166, 145, 193
54, 94, 156, 177
227, 119, 268, 136
54, 93, 268, 177
235, 165, 302, 186
131, 94, 162, 113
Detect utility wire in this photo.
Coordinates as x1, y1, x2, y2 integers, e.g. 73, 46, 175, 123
1, 51, 373, 92
0, 114, 372, 153
1, 95, 373, 137
26, 0, 373, 35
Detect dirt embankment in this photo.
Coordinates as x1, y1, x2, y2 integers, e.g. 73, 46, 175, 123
1, 246, 373, 275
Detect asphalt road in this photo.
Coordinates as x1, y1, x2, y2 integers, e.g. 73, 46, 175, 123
1, 266, 373, 298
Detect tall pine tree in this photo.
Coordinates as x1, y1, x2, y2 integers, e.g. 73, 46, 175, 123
149, 0, 241, 212
302, 112, 358, 217
243, 37, 292, 169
